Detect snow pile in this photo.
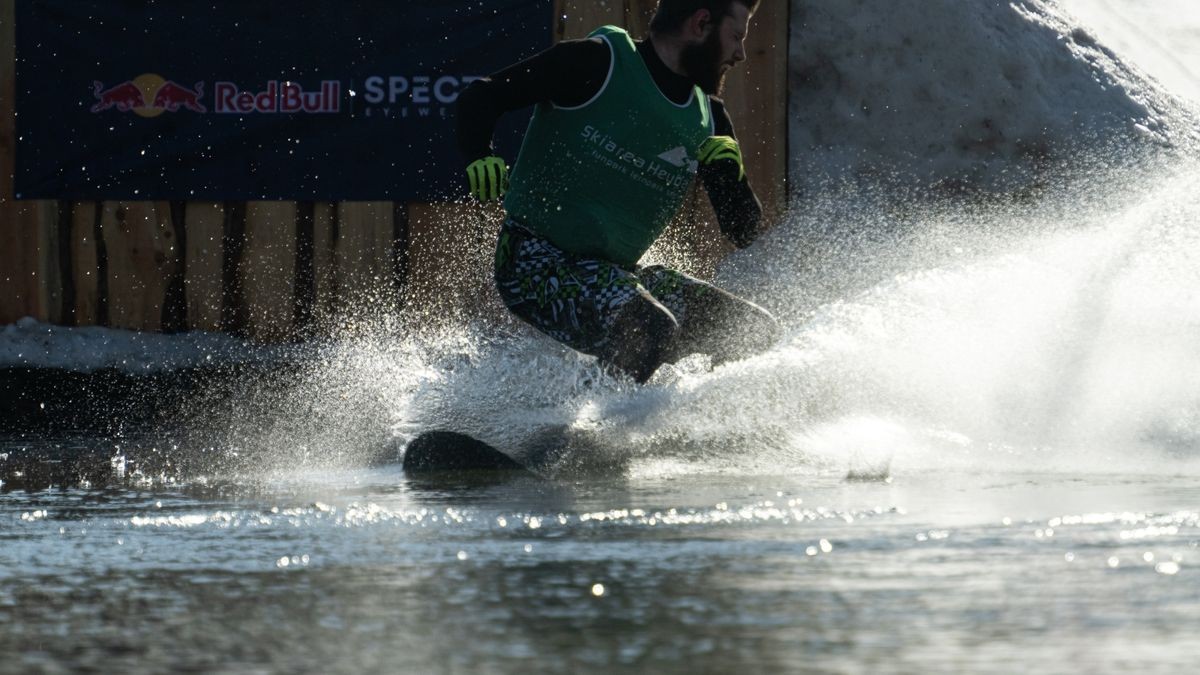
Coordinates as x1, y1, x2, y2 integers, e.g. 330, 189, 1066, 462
0, 317, 280, 373
788, 0, 1199, 195
1057, 0, 1200, 106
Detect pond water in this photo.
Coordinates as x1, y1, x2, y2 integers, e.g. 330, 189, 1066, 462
3, 465, 1199, 673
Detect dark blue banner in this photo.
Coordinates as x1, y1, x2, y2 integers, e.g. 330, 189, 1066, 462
15, 0, 551, 201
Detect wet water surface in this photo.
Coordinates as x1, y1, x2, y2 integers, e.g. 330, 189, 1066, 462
3, 467, 1198, 673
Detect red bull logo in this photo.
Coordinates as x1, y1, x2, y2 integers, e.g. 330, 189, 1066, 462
152, 81, 207, 113
91, 74, 206, 117
213, 81, 341, 114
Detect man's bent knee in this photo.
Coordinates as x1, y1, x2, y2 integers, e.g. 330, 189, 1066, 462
598, 296, 679, 384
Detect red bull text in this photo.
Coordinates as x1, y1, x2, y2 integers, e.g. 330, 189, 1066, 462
214, 81, 341, 114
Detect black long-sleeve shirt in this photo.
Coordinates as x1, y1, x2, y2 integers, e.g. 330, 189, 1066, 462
456, 36, 762, 249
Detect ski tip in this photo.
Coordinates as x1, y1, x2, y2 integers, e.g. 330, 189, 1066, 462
402, 430, 529, 476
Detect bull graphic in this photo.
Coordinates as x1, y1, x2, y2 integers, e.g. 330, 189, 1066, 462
152, 81, 207, 113
90, 81, 144, 113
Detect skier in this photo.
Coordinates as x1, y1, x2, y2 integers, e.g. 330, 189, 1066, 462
457, 0, 780, 383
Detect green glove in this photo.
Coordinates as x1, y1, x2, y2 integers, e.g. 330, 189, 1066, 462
698, 136, 745, 181
466, 156, 509, 201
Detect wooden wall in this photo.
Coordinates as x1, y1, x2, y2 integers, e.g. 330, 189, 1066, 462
0, 1, 788, 339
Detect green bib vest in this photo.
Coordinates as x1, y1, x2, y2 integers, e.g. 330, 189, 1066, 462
504, 26, 714, 268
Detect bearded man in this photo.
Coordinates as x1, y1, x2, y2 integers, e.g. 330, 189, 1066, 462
457, 0, 780, 383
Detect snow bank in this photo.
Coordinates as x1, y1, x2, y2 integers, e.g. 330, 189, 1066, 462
0, 317, 281, 373
787, 0, 1200, 195
1057, 0, 1200, 106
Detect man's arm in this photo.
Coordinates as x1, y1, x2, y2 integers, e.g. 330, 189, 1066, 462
700, 99, 763, 249
456, 38, 611, 164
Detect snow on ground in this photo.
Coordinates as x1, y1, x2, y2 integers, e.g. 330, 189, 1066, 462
788, 0, 1200, 195
1057, 0, 1200, 105
0, 317, 280, 373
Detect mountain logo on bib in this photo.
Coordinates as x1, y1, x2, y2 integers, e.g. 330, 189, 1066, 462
657, 147, 699, 174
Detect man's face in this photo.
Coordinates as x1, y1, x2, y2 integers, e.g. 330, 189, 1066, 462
680, 3, 751, 96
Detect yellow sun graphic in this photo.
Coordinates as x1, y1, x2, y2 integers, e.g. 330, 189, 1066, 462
132, 73, 166, 118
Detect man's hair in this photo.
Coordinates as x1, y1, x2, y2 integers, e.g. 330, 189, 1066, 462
648, 0, 760, 35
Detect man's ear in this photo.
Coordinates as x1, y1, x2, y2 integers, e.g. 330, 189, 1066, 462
686, 8, 714, 39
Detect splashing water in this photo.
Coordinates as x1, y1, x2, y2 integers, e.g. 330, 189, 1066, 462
746, 158, 1200, 476
209, 151, 1200, 482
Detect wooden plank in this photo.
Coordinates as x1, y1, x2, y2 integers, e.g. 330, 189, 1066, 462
0, 0, 57, 325
404, 202, 505, 321
293, 202, 316, 337
312, 201, 338, 327
242, 201, 296, 341
646, 181, 733, 279
393, 203, 410, 297
720, 0, 789, 224
35, 199, 61, 323
94, 201, 110, 326
98, 201, 179, 331
55, 200, 76, 326
161, 202, 188, 332
552, 0, 566, 42
70, 202, 100, 327
220, 201, 248, 336
336, 202, 395, 312
624, 0, 657, 37
0, 204, 55, 321
559, 0, 625, 40
183, 202, 225, 332
0, 0, 21, 324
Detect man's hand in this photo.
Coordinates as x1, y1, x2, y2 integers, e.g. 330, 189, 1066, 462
466, 156, 509, 201
698, 136, 745, 182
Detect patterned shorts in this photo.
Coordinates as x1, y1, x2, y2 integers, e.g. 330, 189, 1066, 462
494, 220, 711, 356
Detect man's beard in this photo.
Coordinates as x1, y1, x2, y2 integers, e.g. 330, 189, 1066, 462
680, 29, 727, 96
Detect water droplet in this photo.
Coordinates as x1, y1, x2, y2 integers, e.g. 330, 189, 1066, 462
1155, 562, 1180, 575
591, 584, 605, 597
